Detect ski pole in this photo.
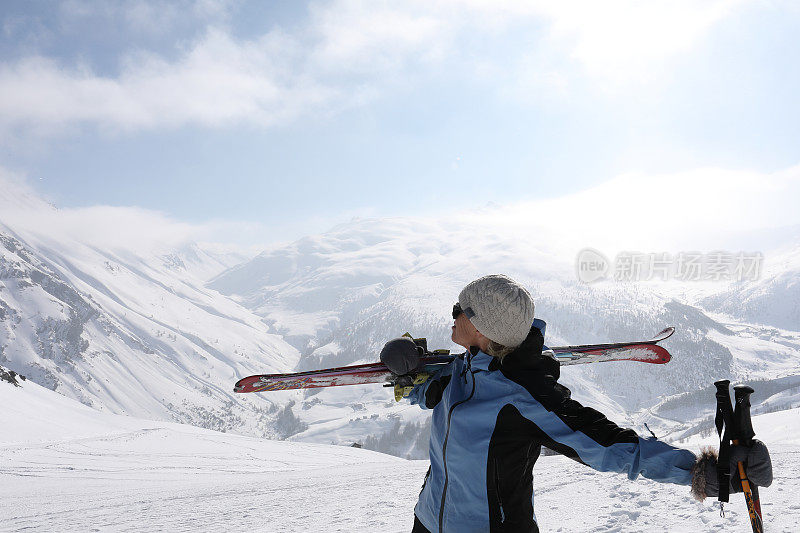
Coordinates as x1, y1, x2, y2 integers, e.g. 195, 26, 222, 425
732, 385, 764, 533
713, 380, 734, 504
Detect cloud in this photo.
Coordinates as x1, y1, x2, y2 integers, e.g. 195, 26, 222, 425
450, 163, 800, 254
0, 167, 51, 212
0, 167, 268, 252
530, 0, 746, 86
308, 1, 453, 72
0, 0, 755, 137
0, 30, 333, 134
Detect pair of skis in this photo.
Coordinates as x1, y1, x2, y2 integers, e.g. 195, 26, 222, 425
234, 327, 675, 394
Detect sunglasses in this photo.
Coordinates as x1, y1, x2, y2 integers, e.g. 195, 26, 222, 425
453, 302, 475, 320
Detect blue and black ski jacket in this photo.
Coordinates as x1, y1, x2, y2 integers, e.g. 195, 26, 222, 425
408, 320, 696, 533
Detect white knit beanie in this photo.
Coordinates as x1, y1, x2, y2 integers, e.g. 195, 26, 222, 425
458, 274, 535, 348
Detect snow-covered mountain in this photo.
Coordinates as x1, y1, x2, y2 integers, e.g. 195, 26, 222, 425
0, 185, 302, 439
700, 242, 800, 331
209, 216, 800, 455
4, 363, 798, 532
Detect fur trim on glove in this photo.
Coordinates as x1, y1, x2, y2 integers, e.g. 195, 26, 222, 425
691, 447, 717, 501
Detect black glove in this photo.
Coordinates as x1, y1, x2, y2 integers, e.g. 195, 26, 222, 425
380, 337, 423, 376
691, 439, 773, 501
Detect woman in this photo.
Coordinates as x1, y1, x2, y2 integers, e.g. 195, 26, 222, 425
380, 274, 771, 533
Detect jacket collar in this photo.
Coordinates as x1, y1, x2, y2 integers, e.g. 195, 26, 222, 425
465, 319, 552, 374
466, 346, 494, 371
493, 320, 559, 379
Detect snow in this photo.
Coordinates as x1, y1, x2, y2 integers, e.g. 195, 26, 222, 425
3, 374, 800, 533
2, 375, 413, 531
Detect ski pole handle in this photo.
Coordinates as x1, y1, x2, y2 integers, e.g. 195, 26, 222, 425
734, 385, 756, 445
714, 379, 731, 402
714, 380, 733, 437
714, 380, 732, 435
732, 385, 763, 533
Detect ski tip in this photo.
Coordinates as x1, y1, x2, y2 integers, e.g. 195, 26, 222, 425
233, 377, 250, 393
629, 345, 672, 364
654, 345, 672, 364
650, 326, 675, 343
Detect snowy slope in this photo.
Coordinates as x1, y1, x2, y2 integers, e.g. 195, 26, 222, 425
701, 242, 800, 331
3, 366, 798, 533
1, 367, 413, 532
0, 185, 302, 439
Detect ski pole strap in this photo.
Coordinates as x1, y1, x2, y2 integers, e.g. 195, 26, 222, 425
714, 380, 734, 503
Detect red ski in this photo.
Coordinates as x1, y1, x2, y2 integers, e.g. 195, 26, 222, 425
234, 327, 674, 394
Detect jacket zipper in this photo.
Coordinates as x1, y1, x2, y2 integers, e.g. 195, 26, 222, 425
438, 357, 476, 533
494, 458, 505, 523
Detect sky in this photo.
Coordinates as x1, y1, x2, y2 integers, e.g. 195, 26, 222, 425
1, 0, 799, 247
